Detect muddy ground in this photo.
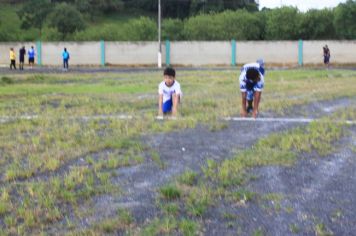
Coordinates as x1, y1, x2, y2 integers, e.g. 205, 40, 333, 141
85, 97, 356, 235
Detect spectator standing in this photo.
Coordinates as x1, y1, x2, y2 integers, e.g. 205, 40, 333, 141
62, 47, 70, 71
9, 48, 16, 70
19, 46, 26, 70
323, 45, 330, 68
28, 46, 36, 69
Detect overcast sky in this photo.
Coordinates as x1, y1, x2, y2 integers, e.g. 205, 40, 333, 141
259, 0, 347, 12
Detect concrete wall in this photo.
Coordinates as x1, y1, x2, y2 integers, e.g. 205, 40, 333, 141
304, 41, 356, 64
105, 42, 164, 65
1, 40, 356, 67
236, 41, 298, 65
42, 42, 101, 66
0, 42, 36, 65
170, 41, 231, 66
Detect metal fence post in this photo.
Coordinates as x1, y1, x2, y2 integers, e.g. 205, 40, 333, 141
231, 40, 236, 66
298, 39, 303, 66
100, 40, 105, 67
36, 41, 42, 66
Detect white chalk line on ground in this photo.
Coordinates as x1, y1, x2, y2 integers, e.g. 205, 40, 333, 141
0, 115, 355, 125
224, 117, 356, 124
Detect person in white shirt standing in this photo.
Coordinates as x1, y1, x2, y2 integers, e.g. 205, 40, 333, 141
158, 67, 182, 118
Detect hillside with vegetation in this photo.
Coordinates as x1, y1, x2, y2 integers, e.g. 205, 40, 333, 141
0, 0, 356, 41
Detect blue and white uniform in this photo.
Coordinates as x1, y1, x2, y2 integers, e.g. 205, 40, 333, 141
239, 62, 264, 101
158, 80, 182, 113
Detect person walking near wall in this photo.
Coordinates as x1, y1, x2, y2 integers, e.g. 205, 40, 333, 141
62, 47, 70, 71
19, 46, 26, 70
28, 46, 36, 69
323, 45, 330, 68
9, 48, 16, 70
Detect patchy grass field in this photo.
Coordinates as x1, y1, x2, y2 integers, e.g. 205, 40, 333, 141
0, 69, 355, 235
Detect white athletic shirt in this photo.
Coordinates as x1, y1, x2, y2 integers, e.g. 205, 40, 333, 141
158, 80, 182, 103
239, 62, 264, 92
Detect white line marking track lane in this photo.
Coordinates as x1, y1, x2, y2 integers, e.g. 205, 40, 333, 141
0, 115, 355, 125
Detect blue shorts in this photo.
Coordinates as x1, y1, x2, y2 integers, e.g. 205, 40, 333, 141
162, 99, 173, 114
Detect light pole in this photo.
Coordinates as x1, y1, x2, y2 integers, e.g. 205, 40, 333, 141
158, 0, 162, 68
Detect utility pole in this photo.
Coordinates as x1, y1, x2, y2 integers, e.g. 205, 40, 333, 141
158, 0, 162, 68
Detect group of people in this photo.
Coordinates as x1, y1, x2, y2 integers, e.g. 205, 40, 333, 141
6, 45, 332, 118
9, 46, 36, 70
159, 44, 333, 119
158, 59, 265, 119
8, 47, 70, 71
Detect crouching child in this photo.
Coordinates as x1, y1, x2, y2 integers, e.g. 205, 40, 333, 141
158, 67, 182, 118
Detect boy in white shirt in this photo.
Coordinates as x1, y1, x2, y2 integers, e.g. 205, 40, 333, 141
158, 67, 182, 117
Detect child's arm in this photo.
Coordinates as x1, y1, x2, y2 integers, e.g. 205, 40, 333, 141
240, 92, 247, 117
252, 91, 262, 118
172, 93, 179, 117
158, 94, 163, 116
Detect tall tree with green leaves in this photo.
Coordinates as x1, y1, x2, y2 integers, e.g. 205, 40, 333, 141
17, 0, 52, 38
334, 0, 356, 39
299, 9, 336, 39
49, 3, 86, 40
264, 6, 302, 40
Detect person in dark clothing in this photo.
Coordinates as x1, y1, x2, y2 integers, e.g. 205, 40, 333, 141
323, 45, 330, 68
19, 46, 26, 70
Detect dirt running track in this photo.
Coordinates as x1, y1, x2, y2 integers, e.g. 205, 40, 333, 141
83, 98, 356, 235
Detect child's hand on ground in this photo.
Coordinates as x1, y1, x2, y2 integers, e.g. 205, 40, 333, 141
240, 110, 247, 117
252, 110, 258, 119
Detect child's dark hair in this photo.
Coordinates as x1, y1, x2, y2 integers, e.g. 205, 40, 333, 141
246, 68, 260, 82
164, 67, 175, 77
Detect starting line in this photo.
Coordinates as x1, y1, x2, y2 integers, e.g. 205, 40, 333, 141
223, 117, 356, 125
0, 115, 355, 125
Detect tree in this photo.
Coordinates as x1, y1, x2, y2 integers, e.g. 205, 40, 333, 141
17, 0, 52, 38
299, 9, 336, 40
265, 7, 302, 40
334, 0, 356, 39
49, 3, 86, 40
122, 0, 258, 18
183, 10, 262, 40
162, 18, 185, 40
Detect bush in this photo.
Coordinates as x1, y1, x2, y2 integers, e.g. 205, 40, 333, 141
265, 6, 302, 40
183, 10, 263, 40
162, 18, 184, 40
183, 13, 223, 40
123, 16, 156, 41
1, 77, 14, 85
73, 24, 125, 41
